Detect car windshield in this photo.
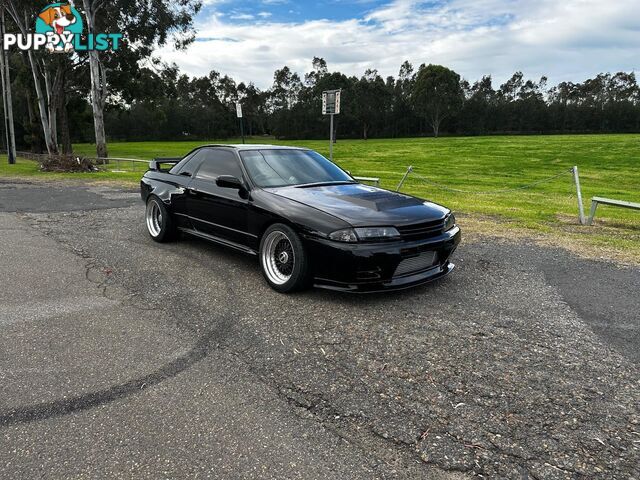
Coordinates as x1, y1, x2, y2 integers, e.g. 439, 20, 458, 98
240, 149, 354, 188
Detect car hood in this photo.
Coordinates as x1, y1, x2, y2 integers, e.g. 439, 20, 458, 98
268, 183, 449, 227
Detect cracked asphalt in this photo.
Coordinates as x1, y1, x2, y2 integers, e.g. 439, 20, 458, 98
0, 181, 638, 479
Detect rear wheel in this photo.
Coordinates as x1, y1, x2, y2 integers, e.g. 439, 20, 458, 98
145, 196, 176, 242
260, 224, 310, 293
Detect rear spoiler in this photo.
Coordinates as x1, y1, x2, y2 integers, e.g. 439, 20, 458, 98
149, 157, 182, 172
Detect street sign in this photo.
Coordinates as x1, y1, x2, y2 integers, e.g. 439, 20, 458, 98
322, 89, 342, 161
235, 102, 245, 143
322, 89, 341, 115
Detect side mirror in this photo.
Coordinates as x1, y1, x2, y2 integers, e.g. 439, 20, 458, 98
216, 175, 243, 190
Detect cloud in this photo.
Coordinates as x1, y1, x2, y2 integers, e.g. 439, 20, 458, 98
229, 13, 255, 20
200, 0, 230, 5
158, 0, 640, 89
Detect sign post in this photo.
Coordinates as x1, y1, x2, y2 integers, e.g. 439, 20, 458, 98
236, 102, 245, 144
329, 114, 334, 162
572, 166, 586, 225
322, 89, 341, 161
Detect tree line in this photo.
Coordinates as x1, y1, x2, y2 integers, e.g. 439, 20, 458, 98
103, 60, 640, 143
1, 2, 639, 157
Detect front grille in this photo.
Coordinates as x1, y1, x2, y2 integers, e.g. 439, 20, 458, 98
396, 219, 445, 241
394, 252, 438, 277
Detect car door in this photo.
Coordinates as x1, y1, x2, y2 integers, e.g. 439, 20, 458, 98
186, 148, 251, 246
168, 150, 207, 229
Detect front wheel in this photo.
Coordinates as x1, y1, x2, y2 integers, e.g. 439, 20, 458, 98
259, 224, 310, 293
145, 196, 176, 243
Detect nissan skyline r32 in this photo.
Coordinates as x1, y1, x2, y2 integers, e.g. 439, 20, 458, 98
140, 145, 461, 293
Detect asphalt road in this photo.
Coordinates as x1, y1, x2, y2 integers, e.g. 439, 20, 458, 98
0, 181, 638, 479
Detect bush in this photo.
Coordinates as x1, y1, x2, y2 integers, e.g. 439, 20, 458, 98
40, 155, 98, 173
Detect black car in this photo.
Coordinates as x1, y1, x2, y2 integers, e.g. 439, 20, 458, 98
140, 145, 461, 293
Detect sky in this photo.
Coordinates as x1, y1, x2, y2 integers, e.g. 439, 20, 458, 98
157, 0, 640, 89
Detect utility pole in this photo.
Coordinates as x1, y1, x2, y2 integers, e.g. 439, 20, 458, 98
0, 10, 17, 164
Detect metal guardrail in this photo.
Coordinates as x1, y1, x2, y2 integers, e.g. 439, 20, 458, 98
97, 157, 149, 163
353, 176, 380, 186
93, 157, 149, 173
14, 150, 52, 162
587, 196, 640, 225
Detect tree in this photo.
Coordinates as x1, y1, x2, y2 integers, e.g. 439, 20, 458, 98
78, 0, 202, 158
269, 66, 303, 138
1, 0, 59, 154
304, 57, 328, 87
0, 10, 16, 162
238, 82, 267, 136
270, 66, 302, 111
391, 61, 416, 137
411, 64, 463, 137
460, 75, 496, 134
352, 69, 389, 140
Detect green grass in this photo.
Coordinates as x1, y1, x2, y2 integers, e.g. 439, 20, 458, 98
2, 134, 639, 260
0, 158, 151, 184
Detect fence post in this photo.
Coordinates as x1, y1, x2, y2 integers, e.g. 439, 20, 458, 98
396, 166, 413, 192
572, 166, 586, 225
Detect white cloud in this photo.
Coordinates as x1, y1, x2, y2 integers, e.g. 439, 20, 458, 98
158, 0, 640, 89
229, 13, 255, 20
200, 0, 230, 6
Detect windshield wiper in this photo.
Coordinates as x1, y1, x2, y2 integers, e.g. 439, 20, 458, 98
295, 181, 357, 189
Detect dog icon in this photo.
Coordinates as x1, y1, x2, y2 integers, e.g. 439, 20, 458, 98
38, 4, 77, 52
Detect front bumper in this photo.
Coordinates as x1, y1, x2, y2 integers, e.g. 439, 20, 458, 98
304, 226, 461, 293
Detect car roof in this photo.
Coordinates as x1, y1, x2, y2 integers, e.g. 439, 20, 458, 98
200, 144, 310, 152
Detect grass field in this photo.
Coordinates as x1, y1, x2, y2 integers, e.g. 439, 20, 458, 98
2, 134, 639, 261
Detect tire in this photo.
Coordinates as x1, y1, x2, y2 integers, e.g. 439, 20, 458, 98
259, 223, 310, 293
145, 196, 177, 243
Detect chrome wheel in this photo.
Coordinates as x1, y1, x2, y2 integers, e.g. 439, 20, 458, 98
146, 200, 163, 237
261, 230, 295, 285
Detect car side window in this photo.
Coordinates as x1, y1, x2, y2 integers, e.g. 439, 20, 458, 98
172, 150, 206, 177
195, 150, 243, 181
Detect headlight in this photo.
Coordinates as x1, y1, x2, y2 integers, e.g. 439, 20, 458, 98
328, 227, 401, 242
354, 227, 400, 241
329, 228, 358, 243
444, 213, 456, 231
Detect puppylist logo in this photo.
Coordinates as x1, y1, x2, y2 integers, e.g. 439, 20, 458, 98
2, 1, 122, 53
